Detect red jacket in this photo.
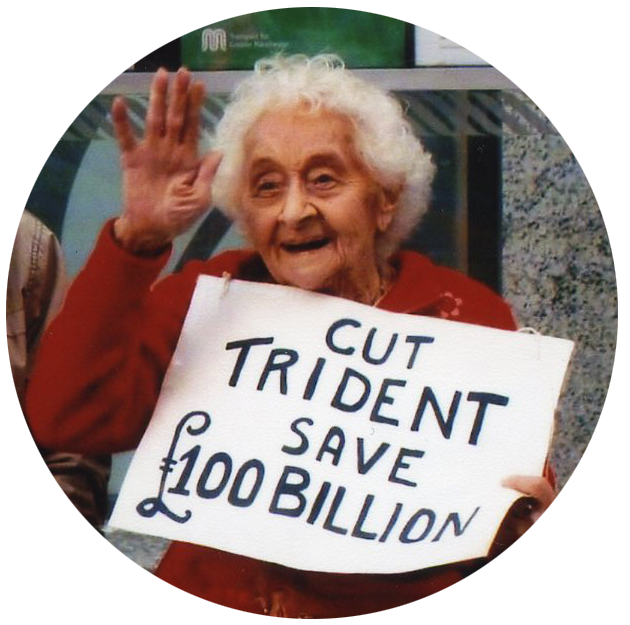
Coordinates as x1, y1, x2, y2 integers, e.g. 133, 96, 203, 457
27, 222, 523, 617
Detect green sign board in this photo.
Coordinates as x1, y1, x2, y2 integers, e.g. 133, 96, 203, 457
181, 8, 409, 71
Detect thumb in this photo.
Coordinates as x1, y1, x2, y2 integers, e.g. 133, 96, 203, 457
197, 151, 223, 187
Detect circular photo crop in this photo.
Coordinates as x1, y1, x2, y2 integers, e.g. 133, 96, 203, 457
7, 6, 617, 620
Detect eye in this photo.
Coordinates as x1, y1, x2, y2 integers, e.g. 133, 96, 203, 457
310, 172, 337, 190
259, 181, 278, 192
253, 176, 282, 197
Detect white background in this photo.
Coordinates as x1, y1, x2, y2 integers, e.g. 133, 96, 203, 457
2, 1, 626, 623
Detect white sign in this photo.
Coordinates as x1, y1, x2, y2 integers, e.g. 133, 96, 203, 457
109, 276, 573, 574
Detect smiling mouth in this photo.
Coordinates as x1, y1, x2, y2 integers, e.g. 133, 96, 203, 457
281, 237, 332, 253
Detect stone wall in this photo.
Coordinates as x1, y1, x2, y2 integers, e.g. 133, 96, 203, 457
501, 92, 617, 487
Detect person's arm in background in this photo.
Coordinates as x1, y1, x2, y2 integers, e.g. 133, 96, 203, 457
8, 211, 111, 529
8, 211, 66, 401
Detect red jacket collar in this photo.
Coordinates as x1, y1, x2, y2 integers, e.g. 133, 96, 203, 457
378, 251, 445, 314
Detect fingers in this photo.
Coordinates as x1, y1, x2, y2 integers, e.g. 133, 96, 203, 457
182, 82, 206, 149
145, 67, 169, 142
188, 152, 222, 210
144, 67, 204, 148
111, 96, 136, 153
165, 68, 191, 143
502, 475, 556, 511
197, 152, 223, 186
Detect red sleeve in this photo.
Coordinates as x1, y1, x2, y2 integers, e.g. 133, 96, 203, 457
25, 221, 198, 454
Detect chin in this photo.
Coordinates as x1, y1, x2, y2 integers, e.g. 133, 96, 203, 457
272, 263, 338, 294
280, 272, 333, 293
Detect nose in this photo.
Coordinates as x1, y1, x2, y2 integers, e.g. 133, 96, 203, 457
279, 179, 317, 227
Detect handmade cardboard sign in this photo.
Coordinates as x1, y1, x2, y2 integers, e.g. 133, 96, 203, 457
109, 276, 574, 574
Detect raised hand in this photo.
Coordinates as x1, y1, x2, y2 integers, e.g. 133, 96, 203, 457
112, 67, 221, 253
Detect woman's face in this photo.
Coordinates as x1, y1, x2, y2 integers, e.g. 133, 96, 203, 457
238, 106, 396, 303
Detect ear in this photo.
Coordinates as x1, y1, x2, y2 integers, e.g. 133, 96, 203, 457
376, 185, 401, 233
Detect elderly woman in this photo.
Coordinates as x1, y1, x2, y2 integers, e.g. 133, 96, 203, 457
27, 55, 555, 617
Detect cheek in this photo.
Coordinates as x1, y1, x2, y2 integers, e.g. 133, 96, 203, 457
333, 196, 381, 247
242, 211, 273, 247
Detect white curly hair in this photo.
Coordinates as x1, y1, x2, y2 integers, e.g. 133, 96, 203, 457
210, 54, 435, 261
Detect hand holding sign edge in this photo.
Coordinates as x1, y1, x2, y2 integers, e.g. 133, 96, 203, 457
488, 472, 557, 558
